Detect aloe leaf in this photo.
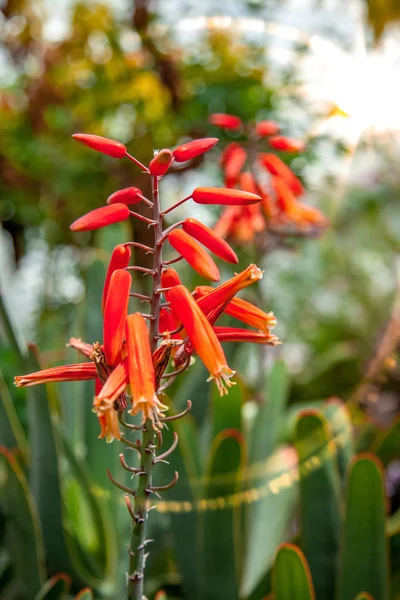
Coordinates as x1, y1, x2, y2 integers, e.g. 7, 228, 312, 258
295, 410, 342, 600
158, 405, 202, 600
74, 588, 94, 599
34, 574, 71, 599
0, 447, 47, 597
273, 543, 315, 600
0, 366, 29, 462
240, 446, 298, 599
201, 428, 247, 600
251, 359, 290, 463
337, 455, 388, 600
321, 398, 353, 481
372, 416, 400, 466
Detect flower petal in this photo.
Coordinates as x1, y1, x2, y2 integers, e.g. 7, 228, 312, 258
103, 269, 131, 365
70, 204, 130, 232
107, 187, 144, 205
192, 187, 261, 206
173, 138, 219, 162
72, 133, 127, 158
168, 285, 235, 395
102, 244, 131, 311
182, 218, 238, 264
14, 363, 97, 387
168, 229, 220, 282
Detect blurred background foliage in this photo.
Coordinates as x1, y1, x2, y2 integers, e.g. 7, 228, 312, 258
1, 0, 400, 598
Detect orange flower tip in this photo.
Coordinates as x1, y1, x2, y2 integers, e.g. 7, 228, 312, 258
72, 133, 127, 158
107, 186, 143, 205
208, 113, 243, 130
207, 366, 236, 396
149, 149, 173, 177
268, 136, 306, 153
128, 394, 169, 429
168, 229, 220, 282
255, 120, 280, 137
173, 137, 219, 162
70, 204, 130, 232
182, 218, 238, 264
192, 187, 261, 206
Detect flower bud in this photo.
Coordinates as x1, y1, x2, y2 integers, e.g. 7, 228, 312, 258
107, 187, 144, 205
168, 229, 220, 282
72, 133, 127, 158
192, 187, 261, 206
149, 149, 173, 177
209, 113, 242, 130
70, 204, 130, 232
173, 138, 219, 162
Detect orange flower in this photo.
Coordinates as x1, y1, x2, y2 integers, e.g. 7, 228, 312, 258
224, 145, 247, 187
70, 204, 130, 232
103, 269, 131, 366
182, 218, 238, 264
268, 136, 305, 153
72, 133, 127, 158
94, 379, 121, 442
94, 359, 129, 408
258, 153, 304, 196
209, 113, 243, 130
149, 149, 173, 177
125, 314, 168, 427
161, 267, 182, 289
168, 229, 220, 282
14, 363, 97, 387
192, 187, 261, 206
173, 138, 219, 162
107, 187, 144, 205
102, 244, 131, 311
214, 327, 280, 345
168, 285, 235, 395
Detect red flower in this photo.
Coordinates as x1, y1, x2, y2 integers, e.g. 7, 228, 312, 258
224, 145, 247, 187
14, 363, 98, 387
103, 269, 131, 366
102, 244, 131, 311
182, 218, 238, 264
168, 285, 236, 395
173, 138, 219, 162
168, 229, 220, 282
192, 187, 261, 205
72, 134, 127, 158
149, 149, 173, 177
209, 113, 243, 130
70, 204, 130, 232
255, 121, 280, 137
268, 136, 305, 153
258, 153, 304, 196
107, 187, 144, 205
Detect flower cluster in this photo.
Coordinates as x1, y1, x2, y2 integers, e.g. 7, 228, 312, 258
15, 133, 279, 442
208, 113, 329, 245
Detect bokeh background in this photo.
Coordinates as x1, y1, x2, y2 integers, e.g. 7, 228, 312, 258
1, 0, 400, 599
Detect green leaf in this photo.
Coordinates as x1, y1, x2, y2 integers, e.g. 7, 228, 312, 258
337, 455, 388, 600
372, 416, 400, 466
240, 447, 298, 598
34, 574, 71, 599
273, 543, 315, 600
251, 360, 290, 463
321, 397, 353, 481
0, 447, 47, 597
0, 366, 29, 462
294, 410, 342, 600
74, 588, 94, 599
201, 428, 247, 600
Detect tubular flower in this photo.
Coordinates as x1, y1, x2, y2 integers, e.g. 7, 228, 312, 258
102, 244, 131, 311
103, 269, 131, 366
70, 204, 130, 232
107, 187, 144, 205
173, 138, 219, 162
94, 359, 129, 409
168, 285, 235, 395
255, 120, 280, 137
192, 187, 261, 206
224, 145, 247, 187
125, 314, 168, 428
182, 218, 238, 264
258, 153, 304, 196
149, 149, 173, 177
168, 229, 220, 282
95, 380, 121, 443
214, 327, 280, 345
14, 363, 98, 387
209, 113, 243, 130
268, 136, 305, 153
72, 134, 127, 158
161, 267, 182, 289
